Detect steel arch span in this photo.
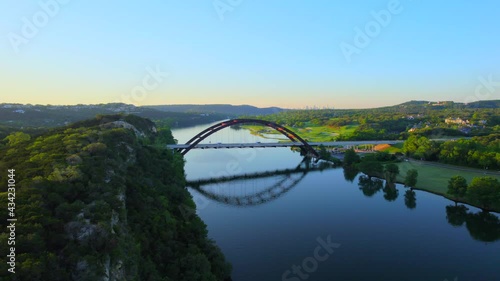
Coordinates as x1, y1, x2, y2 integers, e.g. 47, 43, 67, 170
177, 119, 320, 157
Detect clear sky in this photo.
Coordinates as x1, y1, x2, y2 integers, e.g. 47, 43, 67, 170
1, 0, 499, 109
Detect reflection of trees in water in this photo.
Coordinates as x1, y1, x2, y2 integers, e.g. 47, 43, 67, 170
358, 175, 383, 197
446, 205, 468, 227
466, 212, 500, 242
404, 190, 417, 209
383, 182, 399, 202
446, 205, 500, 242
355, 169, 500, 242
343, 167, 359, 182
357, 174, 413, 207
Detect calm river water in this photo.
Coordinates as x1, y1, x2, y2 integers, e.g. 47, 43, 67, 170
172, 122, 500, 281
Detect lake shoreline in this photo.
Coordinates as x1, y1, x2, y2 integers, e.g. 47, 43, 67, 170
361, 169, 500, 214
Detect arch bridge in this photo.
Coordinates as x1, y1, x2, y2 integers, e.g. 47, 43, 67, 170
172, 119, 320, 158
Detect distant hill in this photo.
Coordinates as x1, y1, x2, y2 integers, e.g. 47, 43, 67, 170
1, 100, 497, 132
465, 100, 500, 108
146, 104, 285, 116
0, 103, 226, 129
392, 100, 500, 110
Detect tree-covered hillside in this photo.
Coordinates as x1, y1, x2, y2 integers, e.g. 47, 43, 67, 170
0, 114, 232, 281
243, 100, 500, 141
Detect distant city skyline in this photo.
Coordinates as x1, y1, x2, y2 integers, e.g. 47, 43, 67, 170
2, 1, 499, 108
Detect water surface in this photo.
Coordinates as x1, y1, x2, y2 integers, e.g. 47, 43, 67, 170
173, 122, 500, 281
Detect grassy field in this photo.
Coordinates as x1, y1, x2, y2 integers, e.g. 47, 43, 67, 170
377, 142, 404, 153
396, 160, 500, 196
243, 124, 358, 142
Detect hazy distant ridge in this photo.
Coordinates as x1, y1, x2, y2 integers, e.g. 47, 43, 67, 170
146, 104, 285, 116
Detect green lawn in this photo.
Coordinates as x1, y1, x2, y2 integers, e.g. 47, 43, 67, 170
394, 161, 500, 211
396, 161, 500, 195
243, 124, 358, 142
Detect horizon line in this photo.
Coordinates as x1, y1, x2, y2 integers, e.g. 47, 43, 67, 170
1, 99, 497, 111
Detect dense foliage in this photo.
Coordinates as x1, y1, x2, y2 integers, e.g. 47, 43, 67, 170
245, 100, 500, 141
383, 164, 400, 184
0, 114, 231, 281
467, 177, 500, 209
403, 134, 500, 169
343, 148, 360, 167
447, 176, 468, 200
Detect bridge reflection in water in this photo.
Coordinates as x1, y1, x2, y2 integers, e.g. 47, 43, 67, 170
186, 159, 335, 207
185, 158, 500, 243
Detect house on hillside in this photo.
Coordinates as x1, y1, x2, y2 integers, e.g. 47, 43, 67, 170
445, 117, 470, 125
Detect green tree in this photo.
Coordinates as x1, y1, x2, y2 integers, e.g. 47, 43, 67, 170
384, 163, 399, 183
447, 175, 468, 200
357, 161, 384, 177
403, 135, 438, 160
467, 177, 500, 209
403, 135, 419, 157
317, 145, 331, 161
4, 131, 31, 146
343, 148, 360, 167
414, 136, 435, 160
404, 169, 418, 188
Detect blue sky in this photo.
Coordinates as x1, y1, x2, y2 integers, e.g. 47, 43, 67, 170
1, 0, 499, 108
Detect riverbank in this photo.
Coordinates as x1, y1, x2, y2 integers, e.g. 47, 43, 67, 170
394, 160, 500, 212
240, 124, 500, 212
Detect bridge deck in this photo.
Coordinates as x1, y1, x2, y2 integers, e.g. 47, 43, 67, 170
167, 140, 404, 150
